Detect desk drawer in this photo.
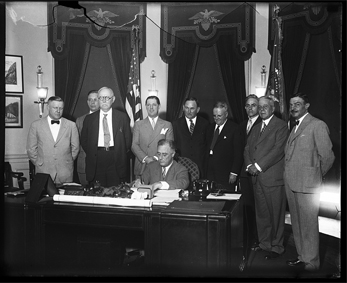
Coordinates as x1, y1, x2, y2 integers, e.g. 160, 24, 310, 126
43, 208, 144, 229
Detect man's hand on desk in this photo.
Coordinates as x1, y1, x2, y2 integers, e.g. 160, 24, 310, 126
152, 182, 163, 191
229, 174, 237, 184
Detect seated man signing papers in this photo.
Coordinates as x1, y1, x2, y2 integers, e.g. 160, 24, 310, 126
134, 139, 189, 190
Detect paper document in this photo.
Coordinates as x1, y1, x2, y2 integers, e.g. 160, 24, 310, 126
53, 194, 152, 207
206, 193, 241, 200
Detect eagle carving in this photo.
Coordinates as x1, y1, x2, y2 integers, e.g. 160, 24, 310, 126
78, 8, 118, 30
189, 9, 224, 31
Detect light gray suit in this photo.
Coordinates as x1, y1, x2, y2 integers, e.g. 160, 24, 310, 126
26, 116, 80, 184
76, 113, 88, 185
284, 113, 335, 270
131, 117, 174, 176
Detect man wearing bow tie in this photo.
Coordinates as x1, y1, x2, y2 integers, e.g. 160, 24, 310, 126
244, 96, 289, 260
26, 96, 80, 184
284, 93, 335, 272
205, 101, 243, 191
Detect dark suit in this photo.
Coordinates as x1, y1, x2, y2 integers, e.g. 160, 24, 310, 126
239, 116, 262, 245
172, 116, 209, 177
244, 115, 289, 254
76, 113, 88, 185
81, 109, 132, 185
284, 113, 334, 270
205, 120, 243, 190
142, 160, 189, 190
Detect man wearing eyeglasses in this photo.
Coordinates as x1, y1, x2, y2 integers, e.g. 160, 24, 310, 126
26, 96, 80, 184
75, 90, 100, 185
81, 87, 132, 187
134, 139, 189, 190
244, 96, 289, 261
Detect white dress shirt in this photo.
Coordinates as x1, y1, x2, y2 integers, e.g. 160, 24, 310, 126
295, 112, 309, 132
185, 116, 197, 129
160, 161, 173, 190
47, 116, 61, 142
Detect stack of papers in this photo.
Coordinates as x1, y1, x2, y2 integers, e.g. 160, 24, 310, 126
152, 189, 182, 206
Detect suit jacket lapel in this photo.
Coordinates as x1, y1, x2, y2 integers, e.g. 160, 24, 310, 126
256, 117, 275, 145
288, 113, 312, 144
55, 118, 67, 143
42, 117, 55, 143
112, 110, 120, 140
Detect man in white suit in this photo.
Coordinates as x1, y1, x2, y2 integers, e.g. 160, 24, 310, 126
26, 96, 80, 184
75, 90, 99, 185
131, 96, 174, 178
284, 92, 335, 272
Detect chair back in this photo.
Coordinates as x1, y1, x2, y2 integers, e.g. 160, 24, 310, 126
176, 156, 200, 182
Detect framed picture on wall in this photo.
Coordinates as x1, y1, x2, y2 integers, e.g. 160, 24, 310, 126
5, 55, 24, 93
5, 95, 23, 128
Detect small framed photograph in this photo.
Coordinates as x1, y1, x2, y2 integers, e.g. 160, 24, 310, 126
5, 95, 23, 128
5, 55, 24, 93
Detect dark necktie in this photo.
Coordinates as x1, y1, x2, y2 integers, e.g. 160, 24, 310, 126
189, 119, 195, 135
210, 126, 220, 150
51, 120, 60, 125
260, 122, 267, 136
103, 114, 111, 148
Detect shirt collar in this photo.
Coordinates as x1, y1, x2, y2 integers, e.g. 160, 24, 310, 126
249, 115, 259, 123
262, 114, 274, 126
149, 116, 158, 124
100, 108, 112, 116
296, 112, 309, 126
185, 116, 197, 126
162, 161, 173, 172
47, 116, 61, 124
215, 119, 227, 131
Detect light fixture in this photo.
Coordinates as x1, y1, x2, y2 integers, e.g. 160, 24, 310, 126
255, 65, 267, 98
34, 66, 48, 118
148, 70, 158, 96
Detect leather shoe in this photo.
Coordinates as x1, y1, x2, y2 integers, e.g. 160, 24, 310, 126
287, 258, 306, 267
264, 251, 284, 260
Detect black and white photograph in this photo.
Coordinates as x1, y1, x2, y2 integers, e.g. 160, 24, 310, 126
5, 54, 24, 93
2, 1, 342, 280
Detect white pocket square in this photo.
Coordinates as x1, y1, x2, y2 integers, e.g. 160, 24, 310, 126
160, 128, 168, 135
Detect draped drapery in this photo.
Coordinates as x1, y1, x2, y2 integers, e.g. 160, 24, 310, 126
166, 37, 200, 122
47, 2, 146, 119
161, 3, 255, 122
269, 3, 342, 182
215, 36, 247, 124
54, 32, 91, 120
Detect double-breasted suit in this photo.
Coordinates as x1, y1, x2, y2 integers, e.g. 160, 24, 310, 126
26, 117, 80, 184
141, 160, 189, 190
172, 116, 209, 177
81, 109, 132, 182
244, 115, 289, 254
205, 119, 243, 190
131, 117, 174, 176
284, 113, 335, 270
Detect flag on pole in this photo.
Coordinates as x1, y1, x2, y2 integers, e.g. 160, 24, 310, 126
265, 5, 288, 121
126, 26, 142, 129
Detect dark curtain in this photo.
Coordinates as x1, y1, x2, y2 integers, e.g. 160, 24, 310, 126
215, 35, 247, 124
166, 38, 200, 122
55, 32, 90, 120
108, 35, 132, 107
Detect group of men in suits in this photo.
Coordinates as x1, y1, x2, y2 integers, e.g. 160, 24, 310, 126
242, 93, 335, 273
26, 88, 335, 273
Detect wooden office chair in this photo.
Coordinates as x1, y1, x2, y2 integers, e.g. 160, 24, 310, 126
4, 162, 27, 192
176, 156, 200, 182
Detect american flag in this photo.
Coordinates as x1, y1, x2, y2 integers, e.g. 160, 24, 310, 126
265, 5, 288, 121
126, 28, 142, 128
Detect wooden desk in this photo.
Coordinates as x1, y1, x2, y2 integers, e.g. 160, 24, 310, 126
4, 195, 243, 276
